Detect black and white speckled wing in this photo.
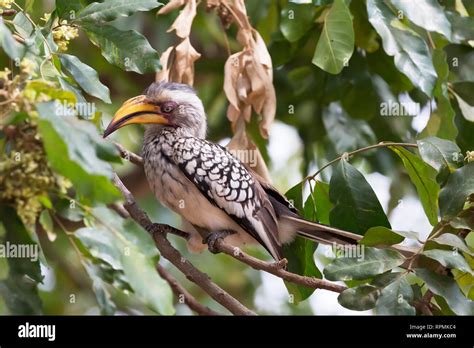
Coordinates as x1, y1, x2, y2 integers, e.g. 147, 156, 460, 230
171, 136, 283, 260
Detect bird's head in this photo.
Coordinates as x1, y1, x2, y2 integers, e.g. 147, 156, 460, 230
103, 81, 207, 139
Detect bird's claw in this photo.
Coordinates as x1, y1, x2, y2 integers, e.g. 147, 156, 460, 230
204, 230, 234, 254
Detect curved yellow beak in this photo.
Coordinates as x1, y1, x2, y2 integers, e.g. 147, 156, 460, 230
103, 95, 169, 137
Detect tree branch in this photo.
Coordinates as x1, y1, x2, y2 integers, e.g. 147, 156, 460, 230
305, 142, 418, 182
112, 174, 256, 315
156, 264, 221, 316
214, 240, 347, 293
114, 146, 349, 292
113, 141, 144, 166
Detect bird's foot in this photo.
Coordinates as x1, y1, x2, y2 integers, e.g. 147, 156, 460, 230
203, 230, 235, 254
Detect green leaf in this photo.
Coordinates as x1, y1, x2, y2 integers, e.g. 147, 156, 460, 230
76, 207, 173, 315
415, 268, 474, 315
13, 12, 33, 38
375, 276, 416, 315
313, 180, 332, 224
83, 23, 161, 74
439, 163, 474, 218
371, 271, 403, 288
56, 0, 85, 19
76, 0, 162, 24
59, 54, 111, 103
423, 249, 473, 274
446, 11, 474, 44
453, 269, 474, 300
432, 233, 473, 256
285, 182, 304, 212
452, 90, 474, 122
0, 256, 8, 281
417, 136, 463, 174
453, 81, 474, 107
0, 207, 43, 314
324, 247, 405, 281
338, 285, 380, 311
283, 184, 321, 302
0, 222, 8, 281
0, 275, 42, 315
450, 213, 474, 232
84, 262, 116, 315
121, 250, 173, 315
312, 0, 354, 74
323, 102, 376, 153
389, 229, 420, 241
39, 210, 56, 242
56, 198, 85, 222
366, 48, 413, 94
36, 101, 121, 204
359, 226, 404, 246
329, 160, 391, 235
421, 49, 457, 141
390, 0, 452, 40
76, 227, 123, 270
58, 76, 88, 106
23, 80, 76, 104
350, 0, 379, 52
390, 146, 440, 226
340, 52, 379, 121
0, 17, 25, 60
280, 3, 316, 42
366, 0, 437, 96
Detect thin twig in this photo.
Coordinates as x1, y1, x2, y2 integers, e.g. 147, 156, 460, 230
113, 141, 144, 166
109, 202, 130, 219
215, 240, 347, 293
113, 173, 256, 316
305, 142, 418, 182
156, 264, 221, 316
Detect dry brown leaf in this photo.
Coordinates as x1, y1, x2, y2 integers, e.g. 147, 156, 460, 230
230, 0, 252, 32
236, 73, 250, 105
158, 0, 276, 139
155, 46, 174, 82
226, 118, 271, 183
223, 52, 242, 110
173, 37, 201, 85
167, 0, 197, 39
252, 30, 273, 77
158, 0, 187, 15
206, 0, 220, 8
227, 103, 240, 124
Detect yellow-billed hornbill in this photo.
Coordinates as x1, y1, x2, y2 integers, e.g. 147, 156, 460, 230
104, 82, 363, 261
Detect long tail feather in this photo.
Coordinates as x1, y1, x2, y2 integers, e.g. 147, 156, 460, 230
281, 215, 416, 257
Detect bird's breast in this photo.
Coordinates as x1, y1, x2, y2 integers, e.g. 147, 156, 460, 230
142, 139, 244, 235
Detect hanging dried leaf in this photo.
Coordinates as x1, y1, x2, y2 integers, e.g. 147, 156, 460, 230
158, 0, 187, 15
166, 0, 197, 39
227, 118, 272, 182
155, 46, 174, 82
157, 0, 201, 85
224, 52, 242, 111
172, 37, 201, 85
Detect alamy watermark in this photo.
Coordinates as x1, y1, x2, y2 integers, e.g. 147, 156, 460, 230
329, 243, 365, 261
0, 242, 39, 262
380, 100, 420, 117
228, 149, 258, 168
54, 99, 96, 118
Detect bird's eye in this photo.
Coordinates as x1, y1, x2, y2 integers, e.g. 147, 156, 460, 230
161, 102, 177, 113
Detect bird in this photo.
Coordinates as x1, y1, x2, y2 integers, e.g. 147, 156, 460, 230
103, 82, 409, 261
